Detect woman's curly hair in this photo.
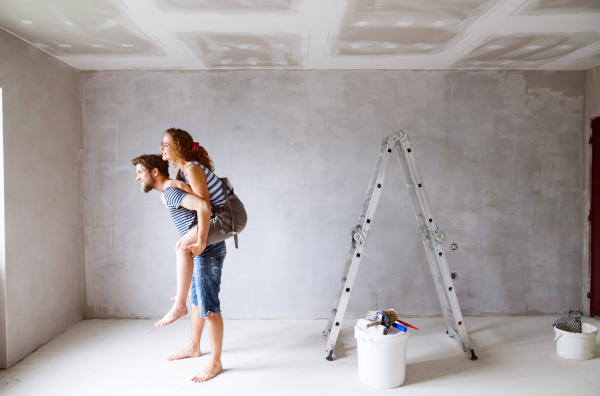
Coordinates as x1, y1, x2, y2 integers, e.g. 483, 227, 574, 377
164, 128, 215, 172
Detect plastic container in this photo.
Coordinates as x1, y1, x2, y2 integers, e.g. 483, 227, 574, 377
354, 319, 410, 388
553, 323, 598, 360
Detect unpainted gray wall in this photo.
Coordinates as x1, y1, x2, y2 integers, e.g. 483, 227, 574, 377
81, 69, 585, 320
583, 65, 600, 314
0, 29, 84, 368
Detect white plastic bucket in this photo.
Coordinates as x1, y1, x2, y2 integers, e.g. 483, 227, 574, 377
354, 319, 410, 388
553, 323, 598, 360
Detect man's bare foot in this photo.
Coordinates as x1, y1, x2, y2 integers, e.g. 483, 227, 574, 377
167, 345, 201, 361
191, 362, 223, 382
155, 305, 188, 327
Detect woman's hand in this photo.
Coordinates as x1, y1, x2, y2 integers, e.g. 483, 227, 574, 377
165, 179, 194, 194
164, 180, 178, 188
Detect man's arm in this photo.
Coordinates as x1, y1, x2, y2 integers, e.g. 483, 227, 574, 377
179, 194, 211, 253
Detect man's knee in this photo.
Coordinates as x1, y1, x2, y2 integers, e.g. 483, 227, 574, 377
206, 312, 222, 321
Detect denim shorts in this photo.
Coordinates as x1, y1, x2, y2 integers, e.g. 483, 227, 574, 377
190, 241, 226, 318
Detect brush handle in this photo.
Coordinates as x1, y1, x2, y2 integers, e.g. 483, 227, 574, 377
366, 321, 382, 328
395, 319, 419, 330
392, 323, 407, 332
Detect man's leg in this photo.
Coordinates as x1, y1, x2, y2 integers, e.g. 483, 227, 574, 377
168, 305, 206, 360
189, 242, 226, 382
191, 313, 223, 382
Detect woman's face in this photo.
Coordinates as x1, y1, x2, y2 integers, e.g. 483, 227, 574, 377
161, 133, 175, 161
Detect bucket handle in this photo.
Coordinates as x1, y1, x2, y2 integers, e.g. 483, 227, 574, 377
554, 333, 562, 342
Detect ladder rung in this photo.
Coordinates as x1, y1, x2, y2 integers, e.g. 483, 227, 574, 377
448, 328, 459, 339
443, 309, 455, 319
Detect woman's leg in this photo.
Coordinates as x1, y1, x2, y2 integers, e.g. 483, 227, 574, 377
155, 226, 199, 327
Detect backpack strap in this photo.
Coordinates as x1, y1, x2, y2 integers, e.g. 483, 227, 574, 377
220, 178, 238, 249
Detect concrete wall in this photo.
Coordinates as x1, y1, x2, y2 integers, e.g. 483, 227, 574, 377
81, 69, 585, 319
0, 29, 84, 368
583, 65, 600, 314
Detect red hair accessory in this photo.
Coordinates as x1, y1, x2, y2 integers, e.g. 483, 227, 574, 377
192, 142, 203, 152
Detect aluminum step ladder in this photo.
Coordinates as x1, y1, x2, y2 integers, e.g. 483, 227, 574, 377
323, 130, 477, 361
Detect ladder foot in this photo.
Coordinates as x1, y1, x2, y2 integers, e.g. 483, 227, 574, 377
326, 350, 334, 361
469, 349, 478, 361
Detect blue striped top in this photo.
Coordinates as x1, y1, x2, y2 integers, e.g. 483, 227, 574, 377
164, 187, 197, 236
182, 162, 230, 207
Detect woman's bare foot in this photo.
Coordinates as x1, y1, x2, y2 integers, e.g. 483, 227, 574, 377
155, 304, 188, 327
167, 345, 201, 361
191, 362, 223, 382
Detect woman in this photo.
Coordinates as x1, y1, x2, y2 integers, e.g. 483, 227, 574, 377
155, 128, 247, 328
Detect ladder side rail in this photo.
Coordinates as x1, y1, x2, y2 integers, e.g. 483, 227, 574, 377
423, 246, 461, 338
324, 247, 358, 337
396, 145, 453, 312
399, 138, 441, 235
325, 243, 364, 355
359, 138, 397, 233
325, 139, 389, 335
434, 247, 471, 351
399, 136, 458, 303
400, 135, 468, 342
396, 139, 460, 340
357, 140, 390, 227
397, 132, 474, 357
394, 145, 429, 229
325, 139, 395, 357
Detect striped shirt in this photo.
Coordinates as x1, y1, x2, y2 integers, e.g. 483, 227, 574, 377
182, 162, 230, 207
164, 187, 197, 237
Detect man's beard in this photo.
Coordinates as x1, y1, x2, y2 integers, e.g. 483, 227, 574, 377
141, 179, 154, 193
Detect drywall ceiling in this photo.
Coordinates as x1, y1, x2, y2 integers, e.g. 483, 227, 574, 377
0, 0, 598, 70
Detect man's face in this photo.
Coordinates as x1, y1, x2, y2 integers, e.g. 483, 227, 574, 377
135, 164, 155, 193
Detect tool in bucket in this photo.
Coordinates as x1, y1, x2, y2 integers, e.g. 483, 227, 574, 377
554, 309, 582, 333
323, 130, 478, 361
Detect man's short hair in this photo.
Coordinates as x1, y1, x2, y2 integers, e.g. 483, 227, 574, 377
131, 154, 169, 177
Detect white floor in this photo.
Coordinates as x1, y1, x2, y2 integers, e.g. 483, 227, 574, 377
1, 316, 599, 395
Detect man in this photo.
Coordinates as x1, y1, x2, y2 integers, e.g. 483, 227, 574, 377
132, 154, 224, 382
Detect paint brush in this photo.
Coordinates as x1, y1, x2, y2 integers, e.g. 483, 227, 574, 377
395, 319, 418, 330
365, 312, 382, 328
366, 310, 398, 328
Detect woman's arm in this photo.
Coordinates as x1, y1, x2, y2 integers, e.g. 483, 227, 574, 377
184, 164, 211, 203
183, 164, 212, 250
